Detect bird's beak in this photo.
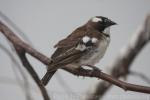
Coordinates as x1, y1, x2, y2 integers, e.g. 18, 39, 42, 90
105, 20, 117, 27
110, 20, 117, 26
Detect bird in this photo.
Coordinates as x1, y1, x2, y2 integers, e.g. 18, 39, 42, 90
41, 16, 117, 86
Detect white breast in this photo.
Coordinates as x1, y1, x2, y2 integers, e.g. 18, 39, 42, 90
81, 37, 110, 65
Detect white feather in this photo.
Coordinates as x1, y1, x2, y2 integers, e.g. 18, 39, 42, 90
82, 36, 90, 43
75, 44, 86, 51
80, 37, 110, 65
92, 17, 102, 22
103, 27, 110, 35
92, 37, 98, 43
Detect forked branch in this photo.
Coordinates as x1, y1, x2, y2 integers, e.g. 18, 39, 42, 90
0, 14, 150, 100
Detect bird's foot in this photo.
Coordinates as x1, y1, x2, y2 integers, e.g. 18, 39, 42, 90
76, 67, 85, 77
82, 64, 101, 72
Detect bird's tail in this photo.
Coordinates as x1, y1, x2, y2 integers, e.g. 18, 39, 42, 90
41, 70, 56, 86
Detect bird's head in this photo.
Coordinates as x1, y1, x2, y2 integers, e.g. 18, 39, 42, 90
87, 16, 117, 33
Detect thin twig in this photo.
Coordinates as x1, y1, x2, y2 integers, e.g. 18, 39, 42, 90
0, 11, 33, 45
129, 71, 150, 84
0, 43, 33, 100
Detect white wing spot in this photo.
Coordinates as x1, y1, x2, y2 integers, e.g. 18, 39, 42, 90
82, 36, 90, 43
76, 44, 86, 51
92, 37, 98, 43
92, 17, 102, 22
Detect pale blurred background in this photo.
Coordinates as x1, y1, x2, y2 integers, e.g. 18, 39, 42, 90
0, 0, 150, 100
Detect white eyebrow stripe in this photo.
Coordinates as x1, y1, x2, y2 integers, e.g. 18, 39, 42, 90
82, 36, 91, 43
91, 37, 98, 43
92, 17, 102, 22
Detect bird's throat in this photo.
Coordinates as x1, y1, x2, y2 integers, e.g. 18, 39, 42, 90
103, 27, 110, 37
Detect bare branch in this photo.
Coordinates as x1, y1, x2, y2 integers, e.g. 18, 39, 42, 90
0, 11, 33, 45
0, 43, 33, 100
0, 21, 50, 65
0, 14, 150, 98
0, 22, 50, 100
64, 67, 150, 94
84, 14, 150, 100
0, 11, 72, 98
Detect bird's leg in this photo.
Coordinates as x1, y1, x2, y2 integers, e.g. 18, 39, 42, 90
75, 67, 85, 76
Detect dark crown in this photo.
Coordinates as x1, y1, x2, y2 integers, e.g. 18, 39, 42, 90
87, 16, 117, 32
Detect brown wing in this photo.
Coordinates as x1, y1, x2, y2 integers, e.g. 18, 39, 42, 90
48, 47, 85, 72
51, 25, 87, 59
54, 26, 87, 48
52, 25, 102, 58
48, 26, 87, 71
48, 25, 103, 71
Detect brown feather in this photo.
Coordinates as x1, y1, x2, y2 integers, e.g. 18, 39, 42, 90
49, 24, 104, 71
48, 47, 86, 72
54, 25, 103, 48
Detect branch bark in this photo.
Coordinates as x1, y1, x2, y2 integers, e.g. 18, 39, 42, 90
64, 67, 150, 93
0, 22, 50, 100
0, 14, 150, 100
0, 43, 32, 100
84, 14, 150, 100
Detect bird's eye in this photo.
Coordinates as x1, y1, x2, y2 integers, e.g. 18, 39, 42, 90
104, 19, 108, 22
